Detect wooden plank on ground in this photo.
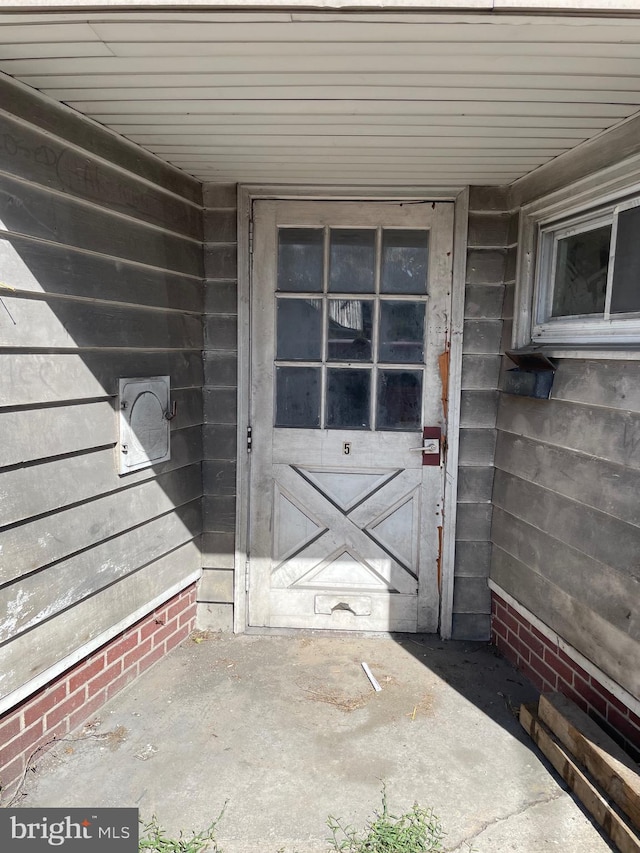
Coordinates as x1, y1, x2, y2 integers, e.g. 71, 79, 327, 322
520, 703, 640, 853
539, 693, 640, 831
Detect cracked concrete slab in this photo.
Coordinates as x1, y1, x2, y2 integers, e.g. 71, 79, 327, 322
14, 634, 614, 852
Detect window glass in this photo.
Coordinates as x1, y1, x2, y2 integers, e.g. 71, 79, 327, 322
377, 370, 422, 430
278, 229, 323, 292
611, 206, 640, 314
329, 230, 375, 293
379, 302, 425, 363
551, 225, 610, 317
327, 300, 373, 361
326, 369, 371, 429
275, 367, 321, 428
276, 299, 322, 360
381, 230, 429, 294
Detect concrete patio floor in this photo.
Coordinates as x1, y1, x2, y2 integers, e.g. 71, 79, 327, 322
16, 633, 613, 852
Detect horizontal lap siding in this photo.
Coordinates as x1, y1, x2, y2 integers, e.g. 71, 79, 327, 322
492, 362, 640, 701
0, 75, 204, 709
453, 188, 514, 640
198, 184, 237, 632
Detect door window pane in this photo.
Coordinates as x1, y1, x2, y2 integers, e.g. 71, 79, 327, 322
275, 367, 320, 428
326, 369, 371, 429
277, 299, 322, 360
611, 206, 640, 314
377, 370, 422, 430
329, 230, 375, 293
327, 300, 373, 362
278, 228, 323, 292
379, 302, 425, 363
381, 230, 429, 294
552, 225, 610, 317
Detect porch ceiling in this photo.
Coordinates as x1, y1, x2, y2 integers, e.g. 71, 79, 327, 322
2, 8, 640, 187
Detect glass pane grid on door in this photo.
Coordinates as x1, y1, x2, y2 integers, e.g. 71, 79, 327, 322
275, 225, 430, 431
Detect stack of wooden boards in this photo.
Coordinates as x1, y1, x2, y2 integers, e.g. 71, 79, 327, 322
520, 693, 640, 853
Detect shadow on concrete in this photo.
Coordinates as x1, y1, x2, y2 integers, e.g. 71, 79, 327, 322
14, 632, 615, 853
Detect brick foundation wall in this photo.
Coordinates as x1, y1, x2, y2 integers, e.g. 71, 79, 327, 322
492, 591, 640, 760
0, 584, 197, 802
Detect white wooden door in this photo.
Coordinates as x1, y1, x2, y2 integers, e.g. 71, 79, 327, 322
248, 199, 453, 632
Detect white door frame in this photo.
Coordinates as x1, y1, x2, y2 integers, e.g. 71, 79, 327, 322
234, 184, 469, 639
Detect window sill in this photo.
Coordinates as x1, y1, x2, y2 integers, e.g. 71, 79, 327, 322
507, 343, 640, 361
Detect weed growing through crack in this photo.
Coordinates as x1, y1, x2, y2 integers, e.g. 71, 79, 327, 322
139, 805, 226, 853
326, 785, 445, 853
138, 787, 447, 853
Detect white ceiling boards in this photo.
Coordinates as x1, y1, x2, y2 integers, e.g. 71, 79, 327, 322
2, 7, 640, 186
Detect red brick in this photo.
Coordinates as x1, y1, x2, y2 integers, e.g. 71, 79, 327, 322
529, 652, 558, 690
68, 691, 108, 734
87, 660, 122, 698
518, 624, 545, 659
166, 596, 189, 622
588, 677, 618, 709
529, 624, 549, 646
607, 706, 640, 749
166, 624, 190, 652
0, 721, 44, 769
557, 675, 574, 698
555, 647, 589, 684
503, 599, 522, 618
543, 647, 575, 686
68, 654, 106, 694
0, 754, 26, 795
140, 616, 165, 641
45, 689, 87, 731
507, 630, 531, 663
151, 617, 179, 649
496, 637, 518, 670
38, 718, 70, 748
106, 632, 140, 666
500, 607, 521, 635
137, 643, 165, 674
23, 683, 68, 729
573, 675, 608, 718
178, 608, 196, 630
106, 668, 139, 702
124, 636, 152, 670
491, 605, 507, 627
0, 713, 22, 747
628, 707, 640, 731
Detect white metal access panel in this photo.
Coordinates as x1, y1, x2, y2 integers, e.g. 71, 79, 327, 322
248, 199, 454, 632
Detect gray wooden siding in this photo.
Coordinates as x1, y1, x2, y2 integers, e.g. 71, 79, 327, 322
0, 76, 204, 706
492, 361, 640, 699
452, 189, 516, 640
492, 124, 640, 700
199, 183, 238, 631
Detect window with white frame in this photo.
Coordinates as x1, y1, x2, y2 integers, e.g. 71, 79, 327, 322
516, 183, 640, 348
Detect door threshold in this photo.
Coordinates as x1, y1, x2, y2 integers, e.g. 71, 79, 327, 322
243, 625, 432, 640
